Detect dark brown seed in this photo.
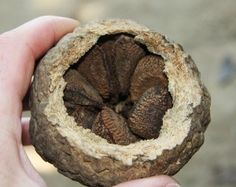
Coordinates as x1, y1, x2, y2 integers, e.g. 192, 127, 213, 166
99, 40, 120, 102
64, 102, 98, 129
64, 69, 103, 106
114, 35, 145, 94
73, 107, 98, 129
77, 45, 110, 99
130, 55, 168, 102
64, 34, 173, 144
128, 86, 172, 139
64, 101, 78, 115
92, 107, 139, 145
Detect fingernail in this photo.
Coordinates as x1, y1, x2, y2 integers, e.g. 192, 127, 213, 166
165, 183, 181, 187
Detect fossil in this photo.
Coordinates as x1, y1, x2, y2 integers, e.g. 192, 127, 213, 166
29, 19, 211, 187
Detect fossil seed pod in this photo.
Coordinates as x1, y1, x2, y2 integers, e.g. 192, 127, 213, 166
29, 19, 211, 187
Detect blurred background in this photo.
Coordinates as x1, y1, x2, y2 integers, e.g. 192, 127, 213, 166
1, 0, 236, 186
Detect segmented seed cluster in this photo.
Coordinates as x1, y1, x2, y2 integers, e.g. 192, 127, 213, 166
63, 34, 173, 145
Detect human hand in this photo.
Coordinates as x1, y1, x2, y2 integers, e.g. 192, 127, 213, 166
114, 176, 180, 187
0, 16, 180, 187
0, 16, 79, 187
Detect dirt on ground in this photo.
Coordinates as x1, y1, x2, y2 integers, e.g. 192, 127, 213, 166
1, 0, 236, 186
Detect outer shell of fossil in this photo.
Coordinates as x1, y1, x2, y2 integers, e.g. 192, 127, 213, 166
29, 19, 211, 187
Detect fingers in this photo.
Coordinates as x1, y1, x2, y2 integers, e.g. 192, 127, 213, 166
0, 16, 79, 98
0, 16, 79, 117
0, 16, 79, 96
21, 117, 31, 145
1, 16, 79, 59
114, 175, 180, 187
10, 16, 79, 60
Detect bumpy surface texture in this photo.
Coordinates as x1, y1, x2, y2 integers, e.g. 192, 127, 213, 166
29, 19, 211, 187
63, 33, 172, 143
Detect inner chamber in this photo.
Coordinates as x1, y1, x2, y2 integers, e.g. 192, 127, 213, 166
63, 33, 173, 145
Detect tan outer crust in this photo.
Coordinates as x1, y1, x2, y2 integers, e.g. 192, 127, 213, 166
29, 19, 211, 187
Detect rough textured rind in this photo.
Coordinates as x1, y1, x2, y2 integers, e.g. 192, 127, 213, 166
29, 19, 211, 187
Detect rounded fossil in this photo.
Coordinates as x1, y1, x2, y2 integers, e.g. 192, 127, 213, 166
29, 19, 211, 187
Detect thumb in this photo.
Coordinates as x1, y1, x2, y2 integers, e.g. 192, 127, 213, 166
113, 175, 180, 187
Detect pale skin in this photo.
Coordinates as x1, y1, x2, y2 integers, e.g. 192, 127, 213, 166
0, 16, 180, 187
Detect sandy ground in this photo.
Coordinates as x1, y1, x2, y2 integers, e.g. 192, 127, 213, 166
1, 0, 236, 186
